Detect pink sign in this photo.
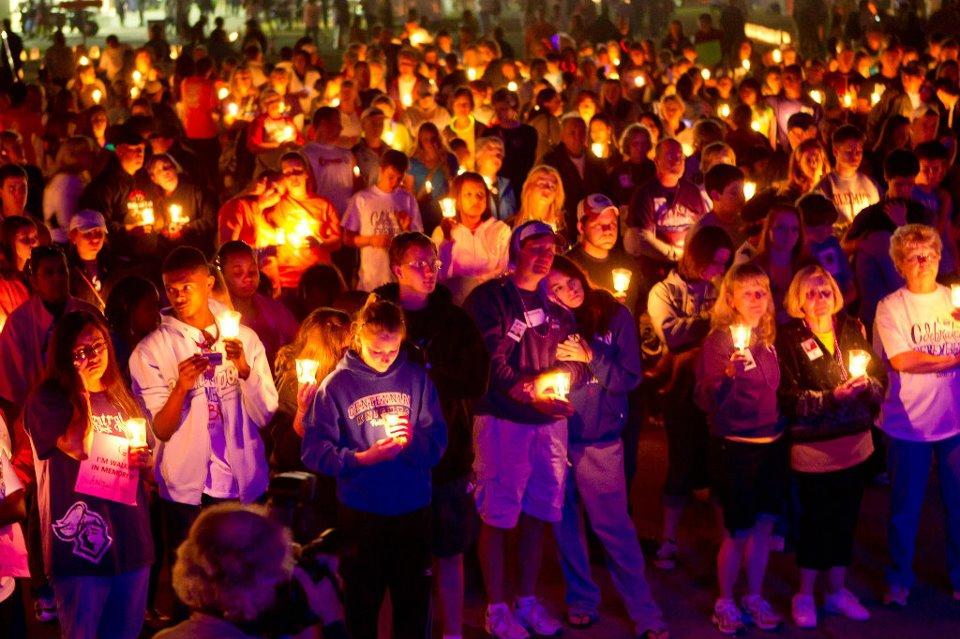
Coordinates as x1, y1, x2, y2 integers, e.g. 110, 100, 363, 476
74, 433, 139, 506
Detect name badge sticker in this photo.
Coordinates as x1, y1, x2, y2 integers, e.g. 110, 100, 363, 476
524, 309, 546, 327
507, 319, 527, 342
801, 338, 824, 361
741, 348, 758, 371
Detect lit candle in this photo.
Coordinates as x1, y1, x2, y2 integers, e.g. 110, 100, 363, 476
751, 118, 761, 132
275, 228, 287, 245
295, 358, 320, 385
140, 207, 155, 226
424, 179, 433, 194
384, 413, 407, 445
91, 88, 102, 104
229, 31, 239, 42
79, 55, 90, 66
772, 49, 783, 64
168, 204, 187, 226
130, 86, 140, 99
608, 70, 619, 80
227, 102, 239, 117
88, 45, 100, 58
871, 89, 883, 106
730, 323, 751, 351
467, 67, 477, 81
219, 310, 242, 339
842, 92, 853, 108
742, 59, 751, 71
132, 70, 143, 84
383, 129, 395, 147
612, 268, 632, 295
848, 350, 870, 378
743, 181, 757, 200
440, 197, 457, 218
951, 283, 960, 308
330, 97, 340, 107
170, 47, 179, 60
552, 371, 571, 401
591, 142, 606, 158
701, 68, 711, 80
507, 81, 518, 92
353, 165, 361, 178
681, 142, 694, 157
400, 92, 413, 107
634, 74, 645, 88
809, 90, 823, 104
218, 86, 229, 101
282, 125, 295, 142
718, 104, 731, 118
125, 418, 148, 448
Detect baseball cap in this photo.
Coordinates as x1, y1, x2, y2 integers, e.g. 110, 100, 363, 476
360, 107, 386, 121
509, 220, 560, 263
69, 210, 107, 233
577, 193, 618, 221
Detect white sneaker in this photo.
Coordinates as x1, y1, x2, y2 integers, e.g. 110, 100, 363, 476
741, 594, 783, 631
824, 588, 870, 621
711, 598, 745, 636
791, 593, 817, 628
515, 597, 562, 636
485, 603, 530, 639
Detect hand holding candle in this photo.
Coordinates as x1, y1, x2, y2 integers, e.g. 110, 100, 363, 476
295, 358, 320, 385
730, 324, 751, 351
847, 349, 870, 378
125, 418, 148, 448
612, 268, 632, 297
440, 197, 457, 219
535, 370, 571, 402
384, 413, 409, 446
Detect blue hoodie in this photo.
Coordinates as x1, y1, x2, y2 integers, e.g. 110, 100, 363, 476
567, 304, 643, 444
301, 349, 447, 516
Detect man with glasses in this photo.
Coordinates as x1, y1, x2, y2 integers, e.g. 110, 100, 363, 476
374, 232, 488, 639
463, 221, 590, 639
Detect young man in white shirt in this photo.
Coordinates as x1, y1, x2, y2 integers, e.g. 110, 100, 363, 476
342, 149, 422, 291
300, 106, 357, 216
815, 125, 879, 232
129, 247, 278, 613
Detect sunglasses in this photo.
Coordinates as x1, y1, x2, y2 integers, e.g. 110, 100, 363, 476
73, 340, 107, 364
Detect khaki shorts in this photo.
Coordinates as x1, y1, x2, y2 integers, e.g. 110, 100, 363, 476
472, 414, 568, 528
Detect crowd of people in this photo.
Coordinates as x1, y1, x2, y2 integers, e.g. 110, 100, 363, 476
1, 1, 960, 638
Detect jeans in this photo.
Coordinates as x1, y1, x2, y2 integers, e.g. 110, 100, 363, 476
51, 566, 150, 639
886, 433, 960, 590
554, 439, 664, 634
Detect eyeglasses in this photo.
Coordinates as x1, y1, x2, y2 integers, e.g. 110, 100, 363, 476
903, 252, 939, 265
72, 340, 107, 363
405, 259, 442, 272
804, 288, 833, 300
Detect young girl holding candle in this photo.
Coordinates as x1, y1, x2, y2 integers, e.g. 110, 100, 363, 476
301, 296, 447, 639
544, 255, 668, 638
776, 265, 886, 627
23, 310, 154, 639
695, 263, 785, 635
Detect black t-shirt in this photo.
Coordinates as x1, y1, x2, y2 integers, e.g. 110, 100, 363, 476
25, 386, 153, 577
566, 245, 643, 315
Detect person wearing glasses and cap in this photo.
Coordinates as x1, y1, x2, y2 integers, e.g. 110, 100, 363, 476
463, 220, 590, 639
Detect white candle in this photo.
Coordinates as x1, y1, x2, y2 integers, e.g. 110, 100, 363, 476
730, 324, 752, 351
591, 142, 606, 158
125, 418, 148, 448
141, 207, 155, 226
743, 181, 757, 200
330, 97, 340, 107
353, 165, 361, 178
809, 90, 823, 104
466, 67, 477, 81
424, 179, 433, 194
751, 118, 761, 132
282, 125, 295, 142
79, 55, 90, 66
681, 142, 694, 157
718, 104, 730, 118
634, 74, 645, 88
842, 92, 853, 108
552, 371, 571, 401
848, 349, 870, 378
227, 102, 239, 117
742, 59, 751, 71
229, 31, 239, 42
612, 268, 632, 295
220, 310, 242, 339
91, 89, 102, 104
218, 87, 229, 101
701, 68, 711, 80
383, 129, 395, 147
772, 49, 783, 64
385, 413, 407, 444
132, 70, 142, 84
440, 197, 457, 218
295, 358, 320, 385
871, 89, 883, 106
507, 81, 518, 92
168, 204, 186, 226
130, 86, 140, 99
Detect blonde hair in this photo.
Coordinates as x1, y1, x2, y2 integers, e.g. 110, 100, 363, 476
890, 224, 942, 272
172, 504, 293, 622
784, 265, 844, 319
352, 294, 406, 350
515, 165, 566, 231
711, 263, 777, 346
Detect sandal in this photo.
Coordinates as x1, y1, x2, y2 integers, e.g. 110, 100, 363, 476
566, 611, 598, 628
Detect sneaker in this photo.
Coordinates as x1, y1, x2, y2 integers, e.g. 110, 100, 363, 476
741, 594, 783, 631
824, 589, 870, 621
712, 599, 745, 636
515, 597, 562, 636
791, 593, 817, 628
34, 595, 57, 624
883, 584, 909, 607
485, 604, 530, 639
654, 539, 678, 570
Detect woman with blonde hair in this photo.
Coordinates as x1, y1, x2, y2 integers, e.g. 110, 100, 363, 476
405, 122, 459, 234
873, 224, 960, 608
777, 265, 885, 627
42, 136, 94, 243
512, 165, 566, 233
696, 263, 785, 635
744, 202, 811, 324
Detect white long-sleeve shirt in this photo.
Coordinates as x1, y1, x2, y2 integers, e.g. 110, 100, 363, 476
129, 300, 278, 505
431, 217, 510, 305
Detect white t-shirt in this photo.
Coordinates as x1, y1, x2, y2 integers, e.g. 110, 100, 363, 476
816, 172, 880, 227
873, 285, 960, 442
342, 186, 422, 291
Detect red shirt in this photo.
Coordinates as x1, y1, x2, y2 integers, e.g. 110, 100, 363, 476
180, 76, 219, 140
